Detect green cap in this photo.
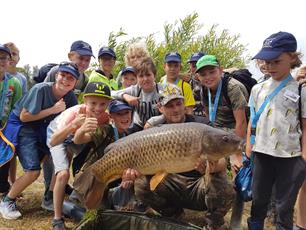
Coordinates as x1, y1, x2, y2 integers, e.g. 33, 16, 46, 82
196, 55, 219, 73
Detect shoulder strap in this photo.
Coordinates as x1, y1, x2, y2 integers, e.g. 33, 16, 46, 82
181, 80, 185, 96
222, 73, 231, 107
299, 83, 303, 130
137, 87, 141, 97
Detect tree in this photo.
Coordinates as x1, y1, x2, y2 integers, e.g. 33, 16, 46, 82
96, 12, 249, 81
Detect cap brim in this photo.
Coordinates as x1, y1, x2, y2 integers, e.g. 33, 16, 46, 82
196, 64, 219, 73
75, 49, 95, 57
58, 66, 79, 79
252, 50, 282, 60
162, 95, 184, 105
165, 58, 181, 63
0, 48, 11, 58
98, 52, 116, 58
83, 93, 113, 100
110, 105, 132, 113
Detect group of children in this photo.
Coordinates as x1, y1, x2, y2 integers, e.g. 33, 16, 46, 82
0, 31, 305, 230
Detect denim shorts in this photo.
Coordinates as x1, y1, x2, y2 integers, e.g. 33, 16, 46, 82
17, 126, 49, 171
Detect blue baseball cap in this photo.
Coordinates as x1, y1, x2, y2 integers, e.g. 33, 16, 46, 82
70, 40, 94, 57
58, 62, 80, 80
188, 52, 205, 63
165, 52, 181, 63
109, 100, 132, 113
121, 66, 136, 75
252, 32, 297, 60
98, 47, 116, 59
0, 44, 11, 57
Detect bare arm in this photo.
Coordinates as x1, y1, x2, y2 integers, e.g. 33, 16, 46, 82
20, 99, 66, 122
245, 120, 252, 158
49, 114, 86, 147
232, 108, 247, 171
185, 106, 194, 115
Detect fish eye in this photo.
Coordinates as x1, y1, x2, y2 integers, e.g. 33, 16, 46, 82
222, 136, 229, 142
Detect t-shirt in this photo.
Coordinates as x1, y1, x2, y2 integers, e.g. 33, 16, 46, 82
201, 77, 248, 129
249, 77, 306, 158
0, 73, 22, 127
12, 82, 78, 125
14, 72, 27, 95
89, 69, 118, 91
112, 84, 163, 127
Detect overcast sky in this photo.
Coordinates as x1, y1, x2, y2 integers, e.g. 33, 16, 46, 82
1, 0, 305, 76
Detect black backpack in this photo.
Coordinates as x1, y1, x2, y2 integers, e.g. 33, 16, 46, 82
33, 63, 57, 83
222, 69, 257, 108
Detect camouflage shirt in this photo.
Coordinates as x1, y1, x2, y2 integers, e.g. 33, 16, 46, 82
201, 77, 248, 129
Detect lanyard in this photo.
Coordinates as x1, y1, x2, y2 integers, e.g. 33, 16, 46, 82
250, 74, 293, 144
0, 73, 10, 120
208, 80, 223, 124
112, 124, 125, 141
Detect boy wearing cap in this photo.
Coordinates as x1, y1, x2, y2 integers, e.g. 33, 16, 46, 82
196, 54, 248, 172
89, 47, 118, 90
120, 66, 137, 89
161, 52, 195, 114
73, 100, 133, 209
135, 84, 234, 229
246, 32, 306, 229
0, 62, 79, 220
0, 44, 22, 194
46, 82, 111, 229
44, 40, 94, 101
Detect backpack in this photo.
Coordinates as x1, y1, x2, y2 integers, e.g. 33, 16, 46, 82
75, 210, 202, 230
222, 69, 258, 107
33, 63, 57, 83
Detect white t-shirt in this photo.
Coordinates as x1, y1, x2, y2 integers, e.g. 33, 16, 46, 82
249, 77, 306, 158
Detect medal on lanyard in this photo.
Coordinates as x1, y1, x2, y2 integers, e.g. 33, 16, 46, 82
208, 80, 223, 124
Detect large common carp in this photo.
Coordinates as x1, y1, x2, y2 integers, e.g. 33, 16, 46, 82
73, 123, 245, 208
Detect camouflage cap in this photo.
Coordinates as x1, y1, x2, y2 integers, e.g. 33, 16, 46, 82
159, 84, 184, 106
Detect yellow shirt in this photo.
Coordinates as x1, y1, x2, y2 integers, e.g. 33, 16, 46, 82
160, 76, 195, 107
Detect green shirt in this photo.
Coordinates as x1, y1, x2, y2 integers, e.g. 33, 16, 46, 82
89, 70, 119, 91
0, 74, 22, 127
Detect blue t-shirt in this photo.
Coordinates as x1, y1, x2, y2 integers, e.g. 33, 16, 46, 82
12, 82, 77, 125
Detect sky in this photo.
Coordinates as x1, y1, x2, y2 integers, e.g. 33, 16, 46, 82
1, 0, 306, 77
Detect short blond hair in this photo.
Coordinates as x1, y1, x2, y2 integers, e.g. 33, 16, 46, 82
4, 42, 19, 53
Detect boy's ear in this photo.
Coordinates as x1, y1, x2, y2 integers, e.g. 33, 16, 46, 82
157, 103, 164, 113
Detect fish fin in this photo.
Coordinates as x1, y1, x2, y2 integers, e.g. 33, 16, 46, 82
150, 171, 168, 191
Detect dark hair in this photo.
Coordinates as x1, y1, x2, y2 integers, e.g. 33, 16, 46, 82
289, 52, 303, 69
134, 57, 157, 76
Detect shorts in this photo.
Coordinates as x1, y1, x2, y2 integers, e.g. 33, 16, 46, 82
50, 143, 71, 174
17, 126, 49, 171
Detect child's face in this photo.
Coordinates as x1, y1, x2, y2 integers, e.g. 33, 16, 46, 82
98, 55, 115, 73
84, 96, 110, 118
9, 48, 20, 67
55, 72, 77, 93
122, 73, 137, 88
197, 66, 222, 90
137, 70, 156, 92
188, 61, 197, 74
164, 62, 181, 80
160, 98, 185, 124
69, 52, 91, 73
110, 109, 132, 132
263, 53, 294, 80
0, 51, 10, 74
